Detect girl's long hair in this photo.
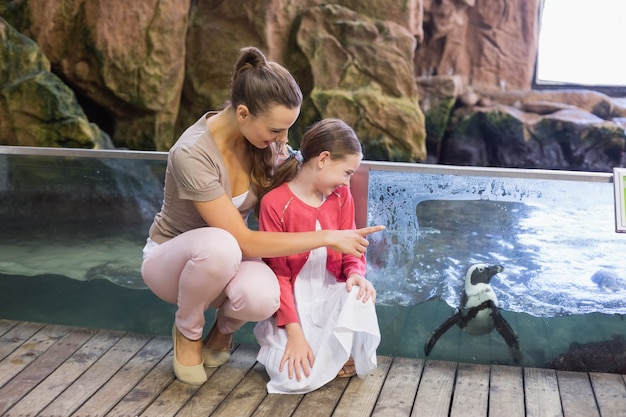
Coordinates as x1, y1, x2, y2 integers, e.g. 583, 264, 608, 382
255, 118, 362, 217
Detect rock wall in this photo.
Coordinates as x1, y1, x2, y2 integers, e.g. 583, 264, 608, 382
0, 18, 111, 149
1, 0, 624, 170
416, 0, 540, 89
418, 77, 626, 171
1, 0, 189, 150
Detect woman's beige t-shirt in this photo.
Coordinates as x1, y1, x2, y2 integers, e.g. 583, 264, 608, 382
148, 112, 256, 243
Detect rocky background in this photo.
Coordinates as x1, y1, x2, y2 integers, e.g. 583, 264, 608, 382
1, 0, 625, 171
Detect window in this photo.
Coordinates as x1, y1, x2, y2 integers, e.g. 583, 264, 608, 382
535, 0, 626, 93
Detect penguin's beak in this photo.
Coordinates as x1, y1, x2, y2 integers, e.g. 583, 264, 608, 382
489, 265, 504, 275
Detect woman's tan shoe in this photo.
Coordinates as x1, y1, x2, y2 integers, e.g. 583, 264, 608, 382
202, 321, 234, 368
172, 324, 207, 385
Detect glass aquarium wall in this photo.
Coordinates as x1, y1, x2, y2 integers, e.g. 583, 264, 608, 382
0, 147, 624, 374
0, 147, 174, 333
364, 162, 625, 374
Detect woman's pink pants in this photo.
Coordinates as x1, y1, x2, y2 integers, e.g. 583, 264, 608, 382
141, 227, 280, 340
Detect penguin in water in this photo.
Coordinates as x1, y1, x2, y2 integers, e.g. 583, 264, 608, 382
424, 263, 521, 363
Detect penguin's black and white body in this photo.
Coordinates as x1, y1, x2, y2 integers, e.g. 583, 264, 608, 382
424, 263, 521, 362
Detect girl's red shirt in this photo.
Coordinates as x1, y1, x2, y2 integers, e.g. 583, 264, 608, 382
258, 183, 367, 326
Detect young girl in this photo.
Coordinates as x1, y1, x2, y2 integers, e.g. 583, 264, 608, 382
141, 48, 385, 386
254, 119, 381, 394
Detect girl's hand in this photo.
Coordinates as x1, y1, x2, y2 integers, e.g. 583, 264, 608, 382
327, 225, 385, 257
346, 274, 377, 304
281, 324, 315, 381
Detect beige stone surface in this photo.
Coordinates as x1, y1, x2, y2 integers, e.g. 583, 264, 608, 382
294, 4, 426, 162
0, 17, 110, 148
1, 0, 623, 170
415, 0, 540, 90
7, 0, 190, 150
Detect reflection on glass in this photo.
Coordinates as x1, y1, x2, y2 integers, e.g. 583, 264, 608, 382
1, 151, 624, 372
367, 170, 626, 316
0, 152, 165, 288
368, 169, 626, 371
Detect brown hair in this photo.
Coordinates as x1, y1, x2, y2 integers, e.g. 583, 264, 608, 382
255, 118, 362, 216
230, 47, 303, 200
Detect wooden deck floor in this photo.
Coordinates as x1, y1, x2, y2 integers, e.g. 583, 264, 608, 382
0, 319, 625, 417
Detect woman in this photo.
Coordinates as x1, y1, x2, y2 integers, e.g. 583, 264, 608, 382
141, 47, 384, 385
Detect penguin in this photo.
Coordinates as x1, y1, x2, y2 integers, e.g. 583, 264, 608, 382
424, 263, 521, 363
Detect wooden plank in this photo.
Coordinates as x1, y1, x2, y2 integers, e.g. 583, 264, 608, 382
0, 324, 68, 388
106, 351, 176, 417
0, 321, 45, 361
147, 344, 254, 417
209, 362, 269, 417
489, 364, 524, 417
450, 363, 490, 417
290, 375, 350, 417
252, 355, 395, 417
72, 335, 172, 416
3, 320, 626, 417
371, 356, 423, 417
6, 328, 122, 416
139, 378, 204, 416
0, 319, 18, 336
251, 391, 303, 417
524, 367, 563, 417
412, 360, 457, 417
333, 355, 393, 417
38, 331, 151, 416
0, 327, 93, 412
589, 372, 626, 417
556, 370, 600, 417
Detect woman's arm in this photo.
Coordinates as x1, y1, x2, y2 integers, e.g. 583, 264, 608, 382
337, 187, 368, 277
193, 195, 384, 258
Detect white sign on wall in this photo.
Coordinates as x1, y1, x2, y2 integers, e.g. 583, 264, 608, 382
614, 168, 626, 232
